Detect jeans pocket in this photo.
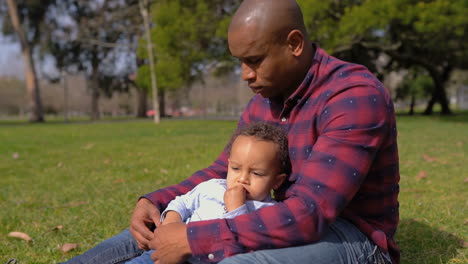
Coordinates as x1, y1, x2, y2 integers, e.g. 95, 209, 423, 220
364, 246, 391, 264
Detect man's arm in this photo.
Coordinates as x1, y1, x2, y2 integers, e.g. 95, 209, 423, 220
185, 85, 393, 262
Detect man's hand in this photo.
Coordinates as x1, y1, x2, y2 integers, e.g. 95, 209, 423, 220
149, 222, 192, 264
130, 198, 161, 250
224, 184, 246, 212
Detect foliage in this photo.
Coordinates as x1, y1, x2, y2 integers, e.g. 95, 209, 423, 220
1, 0, 55, 46
1, 116, 467, 263
136, 0, 239, 93
298, 0, 468, 114
396, 70, 433, 103
46, 0, 141, 95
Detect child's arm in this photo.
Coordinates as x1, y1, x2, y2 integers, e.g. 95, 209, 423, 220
161, 210, 183, 225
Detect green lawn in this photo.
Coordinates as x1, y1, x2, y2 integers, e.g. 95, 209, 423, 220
0, 115, 466, 263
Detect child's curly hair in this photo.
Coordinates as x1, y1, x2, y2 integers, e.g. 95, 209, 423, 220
228, 122, 291, 175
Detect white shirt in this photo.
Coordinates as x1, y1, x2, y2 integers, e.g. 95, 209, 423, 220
161, 179, 277, 223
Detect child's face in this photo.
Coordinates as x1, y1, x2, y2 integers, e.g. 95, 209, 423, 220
227, 135, 286, 201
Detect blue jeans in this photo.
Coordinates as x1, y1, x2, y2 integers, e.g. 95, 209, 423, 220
59, 229, 143, 264
61, 218, 391, 264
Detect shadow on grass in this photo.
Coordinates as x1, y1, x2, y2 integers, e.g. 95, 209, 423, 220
397, 218, 463, 263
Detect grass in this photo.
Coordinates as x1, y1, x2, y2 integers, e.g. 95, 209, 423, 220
0, 115, 467, 263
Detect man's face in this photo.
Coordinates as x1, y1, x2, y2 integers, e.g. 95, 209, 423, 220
228, 25, 294, 100
226, 135, 284, 201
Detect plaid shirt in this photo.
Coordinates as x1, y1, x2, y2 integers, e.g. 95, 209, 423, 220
144, 44, 400, 263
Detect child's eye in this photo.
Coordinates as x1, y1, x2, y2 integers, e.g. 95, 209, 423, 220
252, 172, 265, 176
231, 167, 239, 171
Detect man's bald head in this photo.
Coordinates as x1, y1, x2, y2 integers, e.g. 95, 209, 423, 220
227, 0, 314, 101
229, 0, 308, 42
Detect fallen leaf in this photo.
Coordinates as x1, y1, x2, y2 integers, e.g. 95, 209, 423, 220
423, 154, 437, 163
113, 179, 125, 184
456, 141, 463, 147
60, 243, 79, 252
82, 143, 95, 150
53, 225, 63, 231
8, 231, 32, 242
104, 158, 112, 164
464, 219, 468, 225
57, 162, 63, 168
12, 152, 20, 159
464, 178, 468, 183
160, 169, 168, 174
144, 168, 149, 174
460, 240, 468, 248
416, 171, 427, 180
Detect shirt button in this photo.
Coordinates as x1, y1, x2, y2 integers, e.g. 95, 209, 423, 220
208, 253, 215, 260
281, 117, 287, 122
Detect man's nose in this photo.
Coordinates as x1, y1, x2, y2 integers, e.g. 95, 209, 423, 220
241, 63, 256, 81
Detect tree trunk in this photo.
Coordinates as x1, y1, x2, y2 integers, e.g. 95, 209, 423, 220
90, 68, 100, 121
90, 50, 100, 120
408, 93, 415, 115
139, 0, 160, 124
159, 89, 166, 117
136, 86, 148, 118
424, 67, 452, 115
6, 0, 44, 122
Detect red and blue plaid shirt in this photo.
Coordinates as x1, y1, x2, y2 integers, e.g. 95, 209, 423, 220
144, 44, 400, 263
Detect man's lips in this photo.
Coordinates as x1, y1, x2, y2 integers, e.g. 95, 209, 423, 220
249, 86, 263, 93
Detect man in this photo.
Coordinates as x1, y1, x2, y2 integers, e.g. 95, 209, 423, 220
63, 0, 399, 263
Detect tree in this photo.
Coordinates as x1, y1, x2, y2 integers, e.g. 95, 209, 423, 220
298, 0, 468, 115
395, 68, 433, 115
139, 0, 159, 123
3, 0, 54, 122
136, 0, 239, 117
46, 0, 143, 120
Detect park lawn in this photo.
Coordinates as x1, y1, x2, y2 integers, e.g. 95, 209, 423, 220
0, 115, 466, 263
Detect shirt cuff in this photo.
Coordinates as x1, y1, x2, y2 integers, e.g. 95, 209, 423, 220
223, 204, 248, 219
187, 219, 243, 262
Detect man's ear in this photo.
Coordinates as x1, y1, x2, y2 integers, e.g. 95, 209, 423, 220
287, 29, 304, 57
273, 173, 287, 190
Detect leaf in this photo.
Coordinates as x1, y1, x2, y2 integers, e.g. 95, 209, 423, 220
8, 231, 32, 242
60, 243, 79, 253
416, 171, 427, 180
82, 143, 95, 150
113, 179, 125, 184
160, 168, 168, 174
12, 152, 20, 159
57, 162, 63, 168
53, 225, 63, 231
423, 154, 437, 163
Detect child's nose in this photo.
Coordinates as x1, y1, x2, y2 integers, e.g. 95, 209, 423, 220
238, 172, 249, 184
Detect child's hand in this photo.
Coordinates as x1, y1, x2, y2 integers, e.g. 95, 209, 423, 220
224, 184, 246, 212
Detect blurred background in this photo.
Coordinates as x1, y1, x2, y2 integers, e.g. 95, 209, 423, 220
0, 0, 467, 122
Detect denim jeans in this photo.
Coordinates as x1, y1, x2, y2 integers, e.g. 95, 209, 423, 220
60, 218, 391, 264
59, 229, 143, 264
218, 218, 392, 264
